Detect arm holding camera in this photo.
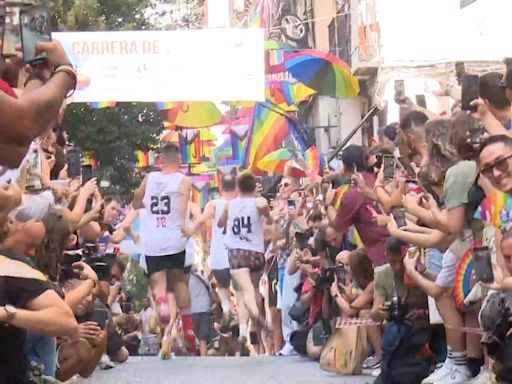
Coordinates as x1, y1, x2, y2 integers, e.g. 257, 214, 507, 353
387, 215, 450, 249
471, 98, 512, 138
64, 262, 99, 311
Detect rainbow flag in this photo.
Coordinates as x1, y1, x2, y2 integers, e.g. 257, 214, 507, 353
156, 102, 174, 111
454, 247, 474, 308
89, 101, 116, 109
304, 146, 320, 175
134, 150, 157, 168
179, 131, 202, 164
249, 0, 269, 30
245, 103, 291, 171
333, 184, 351, 210
474, 190, 512, 230
192, 184, 209, 210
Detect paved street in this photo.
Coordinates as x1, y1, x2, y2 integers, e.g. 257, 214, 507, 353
78, 356, 375, 384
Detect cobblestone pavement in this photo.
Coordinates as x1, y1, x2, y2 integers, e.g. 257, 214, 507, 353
78, 356, 375, 384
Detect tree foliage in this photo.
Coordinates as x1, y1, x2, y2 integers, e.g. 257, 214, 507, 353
44, 0, 166, 197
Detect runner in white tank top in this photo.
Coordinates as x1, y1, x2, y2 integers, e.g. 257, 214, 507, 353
182, 174, 237, 333
132, 143, 197, 358
217, 172, 273, 348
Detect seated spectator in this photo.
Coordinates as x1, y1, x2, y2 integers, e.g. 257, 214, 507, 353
372, 237, 432, 384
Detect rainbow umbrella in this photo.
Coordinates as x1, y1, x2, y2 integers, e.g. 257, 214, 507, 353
257, 148, 293, 174
282, 50, 360, 98
265, 39, 296, 50
166, 102, 224, 128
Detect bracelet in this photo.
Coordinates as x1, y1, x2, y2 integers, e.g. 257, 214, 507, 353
53, 66, 77, 97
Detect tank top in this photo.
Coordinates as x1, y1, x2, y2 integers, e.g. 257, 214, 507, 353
210, 199, 230, 270
140, 171, 187, 256
224, 197, 264, 253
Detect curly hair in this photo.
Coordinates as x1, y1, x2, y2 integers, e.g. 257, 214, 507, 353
36, 212, 73, 281
424, 119, 459, 176
349, 248, 374, 289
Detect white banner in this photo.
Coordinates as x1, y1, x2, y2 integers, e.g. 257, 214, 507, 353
53, 29, 265, 103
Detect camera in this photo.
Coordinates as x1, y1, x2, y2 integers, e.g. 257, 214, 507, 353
82, 243, 111, 282
316, 264, 347, 290
388, 292, 408, 323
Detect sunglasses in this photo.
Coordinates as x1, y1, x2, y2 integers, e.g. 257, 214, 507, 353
480, 154, 512, 179
280, 182, 290, 188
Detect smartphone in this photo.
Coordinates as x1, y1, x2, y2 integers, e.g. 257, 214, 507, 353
3, 3, 20, 57
295, 232, 310, 251
397, 158, 416, 178
461, 74, 480, 112
91, 307, 109, 329
468, 118, 484, 146
473, 246, 494, 284
81, 164, 93, 186
66, 148, 82, 179
312, 325, 325, 347
383, 155, 395, 180
62, 251, 82, 266
93, 262, 111, 282
59, 266, 80, 281
392, 207, 407, 228
19, 5, 51, 65
287, 199, 296, 210
394, 79, 405, 103
415, 94, 427, 109
26, 148, 42, 191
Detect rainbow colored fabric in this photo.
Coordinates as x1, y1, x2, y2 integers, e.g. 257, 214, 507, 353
245, 104, 291, 171
474, 190, 512, 230
304, 146, 320, 174
89, 101, 116, 109
454, 247, 474, 308
134, 150, 157, 168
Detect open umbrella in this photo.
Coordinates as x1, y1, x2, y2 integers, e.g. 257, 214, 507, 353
265, 39, 296, 50
283, 50, 360, 98
257, 148, 293, 174
166, 102, 225, 128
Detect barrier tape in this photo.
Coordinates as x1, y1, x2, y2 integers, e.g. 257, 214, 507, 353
335, 318, 485, 335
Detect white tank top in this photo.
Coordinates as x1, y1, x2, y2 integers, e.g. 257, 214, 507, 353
210, 199, 229, 270
141, 171, 187, 256
224, 197, 264, 253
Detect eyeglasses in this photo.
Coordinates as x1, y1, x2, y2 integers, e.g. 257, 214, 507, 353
280, 182, 290, 189
480, 154, 512, 178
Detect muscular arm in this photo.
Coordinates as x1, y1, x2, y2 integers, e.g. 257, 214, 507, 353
257, 197, 273, 225
4, 290, 78, 337
132, 176, 148, 210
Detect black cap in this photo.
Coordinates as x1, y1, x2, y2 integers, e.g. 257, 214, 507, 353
341, 144, 366, 173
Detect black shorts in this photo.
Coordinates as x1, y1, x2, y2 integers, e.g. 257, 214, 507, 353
192, 312, 212, 342
145, 251, 186, 276
212, 268, 231, 288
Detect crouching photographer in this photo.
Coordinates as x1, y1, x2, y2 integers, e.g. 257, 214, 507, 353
371, 237, 432, 384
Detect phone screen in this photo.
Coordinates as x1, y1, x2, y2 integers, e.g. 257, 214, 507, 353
473, 246, 494, 284
81, 164, 93, 186
468, 118, 484, 145
3, 4, 20, 57
92, 307, 109, 329
392, 207, 407, 228
66, 148, 82, 179
461, 75, 480, 112
415, 94, 427, 109
383, 155, 395, 180
394, 80, 405, 103
287, 199, 296, 209
20, 5, 51, 64
397, 158, 416, 178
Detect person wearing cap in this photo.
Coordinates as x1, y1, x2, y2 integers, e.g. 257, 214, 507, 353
382, 122, 398, 149
326, 145, 389, 267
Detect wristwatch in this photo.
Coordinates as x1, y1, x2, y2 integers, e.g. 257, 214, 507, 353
3, 305, 18, 323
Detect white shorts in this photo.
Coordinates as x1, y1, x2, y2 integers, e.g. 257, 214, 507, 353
435, 230, 473, 288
